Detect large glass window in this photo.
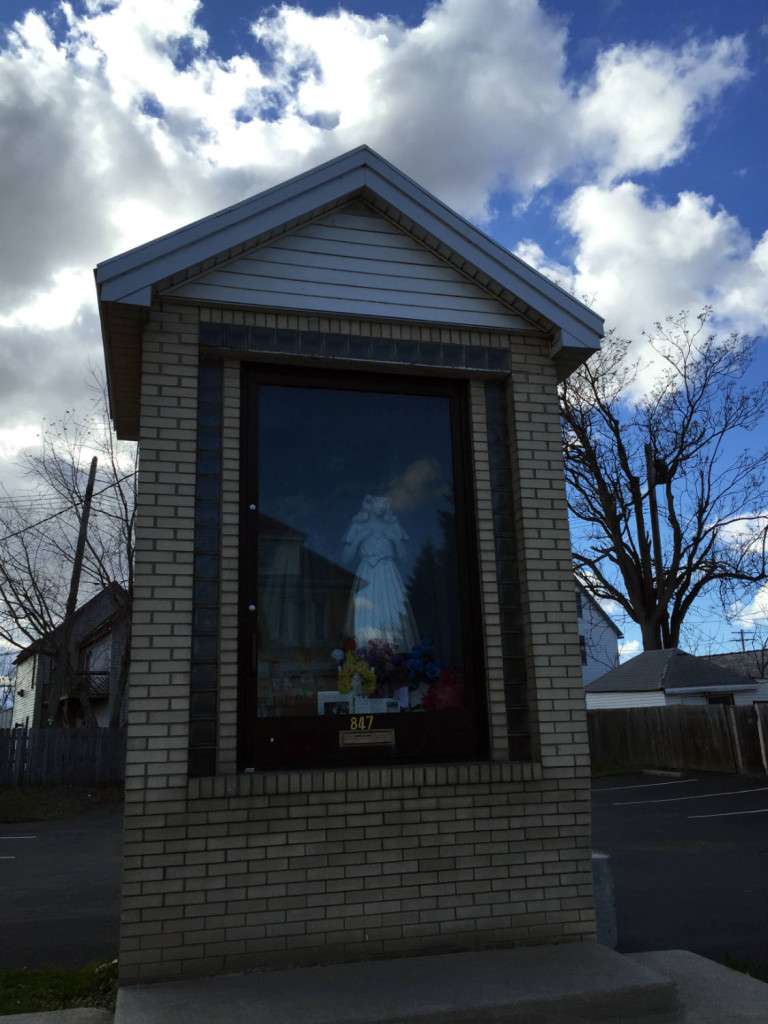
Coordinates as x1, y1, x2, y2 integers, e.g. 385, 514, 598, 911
240, 367, 485, 767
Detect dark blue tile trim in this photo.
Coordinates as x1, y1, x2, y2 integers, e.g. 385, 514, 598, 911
188, 360, 222, 778
485, 382, 532, 761
200, 324, 511, 373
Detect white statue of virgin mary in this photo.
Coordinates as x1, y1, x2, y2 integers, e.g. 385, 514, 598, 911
342, 495, 419, 652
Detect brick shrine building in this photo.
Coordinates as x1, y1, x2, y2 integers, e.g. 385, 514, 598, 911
95, 146, 603, 984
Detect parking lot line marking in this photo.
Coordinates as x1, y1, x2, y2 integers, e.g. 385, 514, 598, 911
615, 786, 768, 806
0, 836, 36, 840
595, 779, 698, 792
689, 808, 768, 819
0, 856, 15, 859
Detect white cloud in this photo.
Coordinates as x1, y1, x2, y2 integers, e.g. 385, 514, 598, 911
519, 183, 768, 338
576, 37, 748, 182
0, 424, 42, 463
731, 582, 768, 629
0, 269, 94, 331
385, 459, 446, 511
718, 512, 768, 556
618, 638, 640, 662
0, 0, 759, 424
0, 312, 104, 433
247, 0, 579, 218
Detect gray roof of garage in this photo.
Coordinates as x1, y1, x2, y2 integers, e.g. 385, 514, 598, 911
585, 648, 754, 693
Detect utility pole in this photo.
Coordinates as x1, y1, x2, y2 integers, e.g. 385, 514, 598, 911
45, 456, 98, 726
731, 629, 747, 652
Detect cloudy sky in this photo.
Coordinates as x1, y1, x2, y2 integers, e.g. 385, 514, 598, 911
0, 0, 765, 655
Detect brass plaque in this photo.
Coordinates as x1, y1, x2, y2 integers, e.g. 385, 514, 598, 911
339, 729, 396, 748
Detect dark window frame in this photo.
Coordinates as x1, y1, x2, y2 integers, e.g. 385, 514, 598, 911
238, 363, 488, 770
579, 636, 587, 666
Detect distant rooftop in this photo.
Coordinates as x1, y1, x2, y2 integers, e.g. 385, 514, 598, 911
585, 648, 757, 693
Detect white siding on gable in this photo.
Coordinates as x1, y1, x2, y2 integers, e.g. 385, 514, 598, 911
11, 656, 40, 728
666, 683, 768, 706
577, 589, 621, 686
163, 202, 536, 331
586, 683, 768, 710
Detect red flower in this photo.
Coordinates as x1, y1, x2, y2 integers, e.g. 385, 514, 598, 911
422, 674, 464, 711
342, 637, 357, 652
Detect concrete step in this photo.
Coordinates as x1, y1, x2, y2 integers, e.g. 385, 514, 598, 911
628, 951, 768, 1024
116, 941, 683, 1024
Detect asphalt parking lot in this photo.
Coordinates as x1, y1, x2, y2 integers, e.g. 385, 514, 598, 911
591, 772, 768, 972
0, 802, 122, 969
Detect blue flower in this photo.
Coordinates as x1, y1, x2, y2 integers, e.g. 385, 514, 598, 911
425, 662, 441, 678
406, 658, 423, 674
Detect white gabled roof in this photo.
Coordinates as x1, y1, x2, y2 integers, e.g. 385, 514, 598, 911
95, 146, 604, 437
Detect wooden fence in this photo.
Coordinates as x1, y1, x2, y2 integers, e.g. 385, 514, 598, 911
588, 704, 768, 776
0, 728, 126, 787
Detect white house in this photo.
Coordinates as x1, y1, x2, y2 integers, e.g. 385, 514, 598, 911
10, 583, 130, 729
575, 583, 622, 686
584, 647, 768, 709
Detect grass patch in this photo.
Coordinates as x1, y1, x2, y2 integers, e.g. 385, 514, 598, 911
0, 785, 124, 823
0, 960, 118, 1016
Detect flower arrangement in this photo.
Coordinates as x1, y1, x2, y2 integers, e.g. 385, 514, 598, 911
421, 667, 463, 710
331, 637, 463, 709
334, 641, 377, 696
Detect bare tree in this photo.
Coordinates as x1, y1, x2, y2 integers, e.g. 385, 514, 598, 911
0, 648, 14, 715
560, 308, 768, 651
0, 374, 136, 725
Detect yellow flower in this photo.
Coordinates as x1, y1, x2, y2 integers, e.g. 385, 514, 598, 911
336, 649, 376, 697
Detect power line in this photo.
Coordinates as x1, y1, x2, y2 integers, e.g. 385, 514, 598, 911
0, 474, 135, 543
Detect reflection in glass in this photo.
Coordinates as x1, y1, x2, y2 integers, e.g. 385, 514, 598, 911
256, 382, 465, 718
342, 495, 418, 651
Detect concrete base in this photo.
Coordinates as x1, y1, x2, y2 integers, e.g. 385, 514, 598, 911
116, 942, 682, 1024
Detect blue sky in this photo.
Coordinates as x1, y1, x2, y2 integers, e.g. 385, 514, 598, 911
0, 0, 765, 658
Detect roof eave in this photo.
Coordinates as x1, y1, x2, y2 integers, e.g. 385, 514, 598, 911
96, 146, 605, 436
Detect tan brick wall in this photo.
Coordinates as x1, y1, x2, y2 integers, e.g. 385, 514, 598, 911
119, 301, 595, 984
121, 302, 199, 974
504, 363, 590, 771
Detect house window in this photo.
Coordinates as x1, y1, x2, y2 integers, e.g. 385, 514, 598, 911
707, 693, 734, 706
240, 367, 486, 768
579, 636, 587, 666
80, 631, 112, 699
575, 592, 582, 618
